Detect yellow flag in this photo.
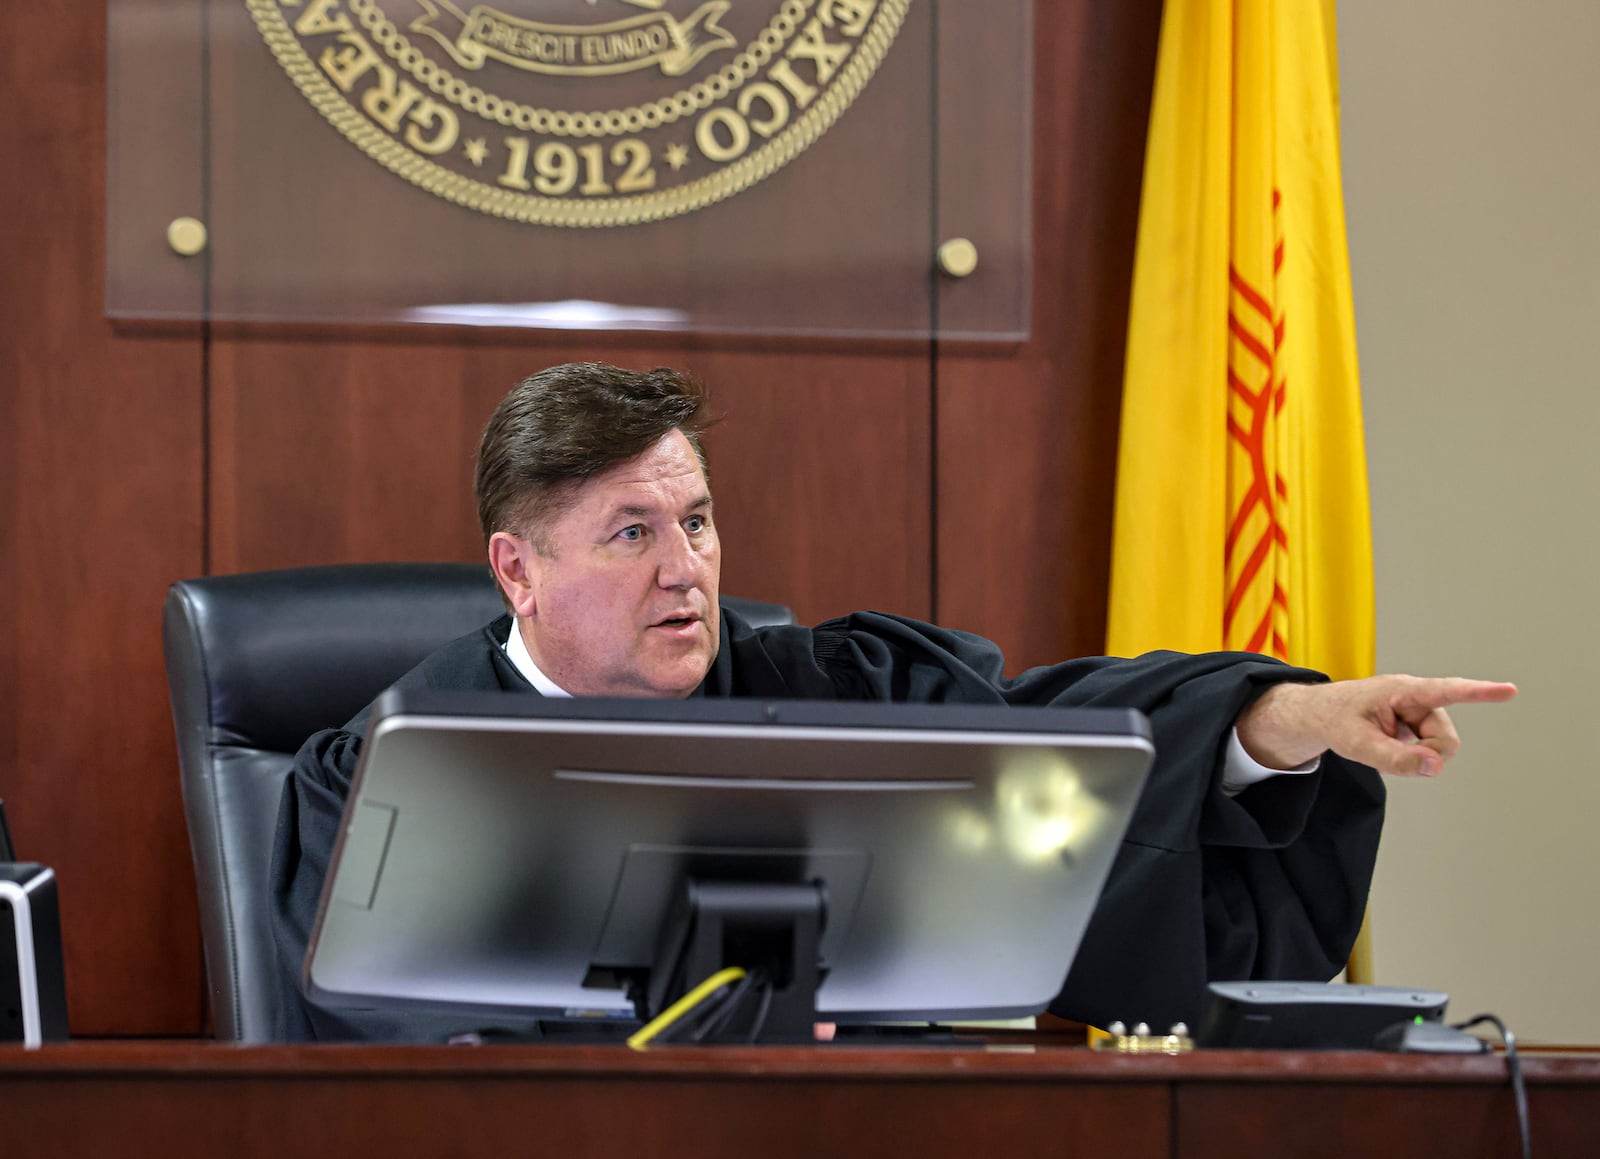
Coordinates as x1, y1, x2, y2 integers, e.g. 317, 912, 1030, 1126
1107, 0, 1372, 683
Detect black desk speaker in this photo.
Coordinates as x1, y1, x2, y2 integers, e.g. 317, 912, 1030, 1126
1197, 981, 1448, 1049
1, 863, 69, 1046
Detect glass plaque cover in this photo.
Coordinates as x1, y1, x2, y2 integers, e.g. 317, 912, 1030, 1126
107, 0, 1030, 339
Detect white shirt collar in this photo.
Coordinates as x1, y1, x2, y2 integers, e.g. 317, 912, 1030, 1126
503, 619, 572, 698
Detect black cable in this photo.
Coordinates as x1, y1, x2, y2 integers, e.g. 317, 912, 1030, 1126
744, 978, 776, 1044
686, 974, 757, 1044
1451, 1013, 1530, 1159
627, 967, 747, 1050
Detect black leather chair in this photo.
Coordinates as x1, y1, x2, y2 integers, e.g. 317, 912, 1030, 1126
163, 562, 795, 1042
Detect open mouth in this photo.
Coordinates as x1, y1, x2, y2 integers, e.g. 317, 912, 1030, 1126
653, 614, 700, 630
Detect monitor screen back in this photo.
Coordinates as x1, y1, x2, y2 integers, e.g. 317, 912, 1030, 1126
306, 697, 1154, 1024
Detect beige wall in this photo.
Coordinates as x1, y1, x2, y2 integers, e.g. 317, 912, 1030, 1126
1340, 1, 1600, 1042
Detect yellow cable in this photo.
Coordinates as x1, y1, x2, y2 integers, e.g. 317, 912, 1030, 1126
626, 966, 748, 1051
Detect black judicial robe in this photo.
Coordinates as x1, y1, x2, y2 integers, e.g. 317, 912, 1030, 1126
269, 608, 1385, 1042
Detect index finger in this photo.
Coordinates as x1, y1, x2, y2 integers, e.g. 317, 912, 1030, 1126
1394, 677, 1518, 710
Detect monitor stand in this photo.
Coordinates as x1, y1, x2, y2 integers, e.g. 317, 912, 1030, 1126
641, 879, 825, 1044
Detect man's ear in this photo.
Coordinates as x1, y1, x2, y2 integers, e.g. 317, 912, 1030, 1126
487, 531, 540, 618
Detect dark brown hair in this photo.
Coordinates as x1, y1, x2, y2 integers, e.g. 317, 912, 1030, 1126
475, 362, 712, 550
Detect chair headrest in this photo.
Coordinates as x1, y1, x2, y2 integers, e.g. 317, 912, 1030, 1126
163, 563, 799, 757
164, 563, 505, 755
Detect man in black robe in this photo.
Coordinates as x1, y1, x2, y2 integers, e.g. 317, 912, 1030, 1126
271, 363, 1515, 1042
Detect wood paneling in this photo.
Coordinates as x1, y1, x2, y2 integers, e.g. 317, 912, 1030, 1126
4, 1043, 1599, 1159
202, 0, 941, 621
6, 1074, 1158, 1159
682, 347, 934, 624
1175, 1082, 1592, 1159
0, 4, 206, 1033
208, 337, 933, 626
3, 0, 1161, 1036
0, 1042, 1167, 1159
936, 0, 1163, 670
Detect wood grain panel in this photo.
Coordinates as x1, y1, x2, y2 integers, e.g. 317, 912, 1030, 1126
204, 0, 938, 622
0, 1044, 1168, 1159
209, 335, 497, 573
935, 0, 1164, 671
0, 3, 206, 1033
5, 1073, 1160, 1159
1176, 1082, 1592, 1159
6, 1043, 1600, 1159
209, 336, 933, 627
2, 0, 1162, 1040
693, 345, 935, 624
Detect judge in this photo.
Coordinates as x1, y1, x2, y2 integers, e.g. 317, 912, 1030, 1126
271, 362, 1516, 1042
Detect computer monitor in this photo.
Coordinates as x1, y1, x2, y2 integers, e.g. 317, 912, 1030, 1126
0, 800, 70, 1046
305, 692, 1154, 1040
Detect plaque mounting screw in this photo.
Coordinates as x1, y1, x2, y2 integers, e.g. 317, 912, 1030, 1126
936, 237, 978, 278
166, 217, 208, 257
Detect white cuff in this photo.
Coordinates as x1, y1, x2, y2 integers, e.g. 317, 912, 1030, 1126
1221, 728, 1320, 797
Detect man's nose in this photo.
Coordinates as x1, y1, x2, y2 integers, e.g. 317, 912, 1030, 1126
655, 526, 706, 589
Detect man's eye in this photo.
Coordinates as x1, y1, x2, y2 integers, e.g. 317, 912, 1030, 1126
684, 515, 707, 534
616, 525, 643, 541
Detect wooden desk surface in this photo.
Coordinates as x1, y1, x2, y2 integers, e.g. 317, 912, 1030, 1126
4, 1041, 1597, 1158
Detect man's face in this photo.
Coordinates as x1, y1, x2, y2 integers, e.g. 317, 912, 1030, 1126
495, 429, 722, 697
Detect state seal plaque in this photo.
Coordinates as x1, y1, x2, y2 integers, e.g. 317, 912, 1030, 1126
247, 0, 910, 226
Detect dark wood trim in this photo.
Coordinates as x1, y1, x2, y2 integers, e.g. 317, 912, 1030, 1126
2, 1043, 1595, 1159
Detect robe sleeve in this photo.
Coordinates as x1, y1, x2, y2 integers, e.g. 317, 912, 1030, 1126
267, 621, 546, 1042
794, 611, 1386, 1028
